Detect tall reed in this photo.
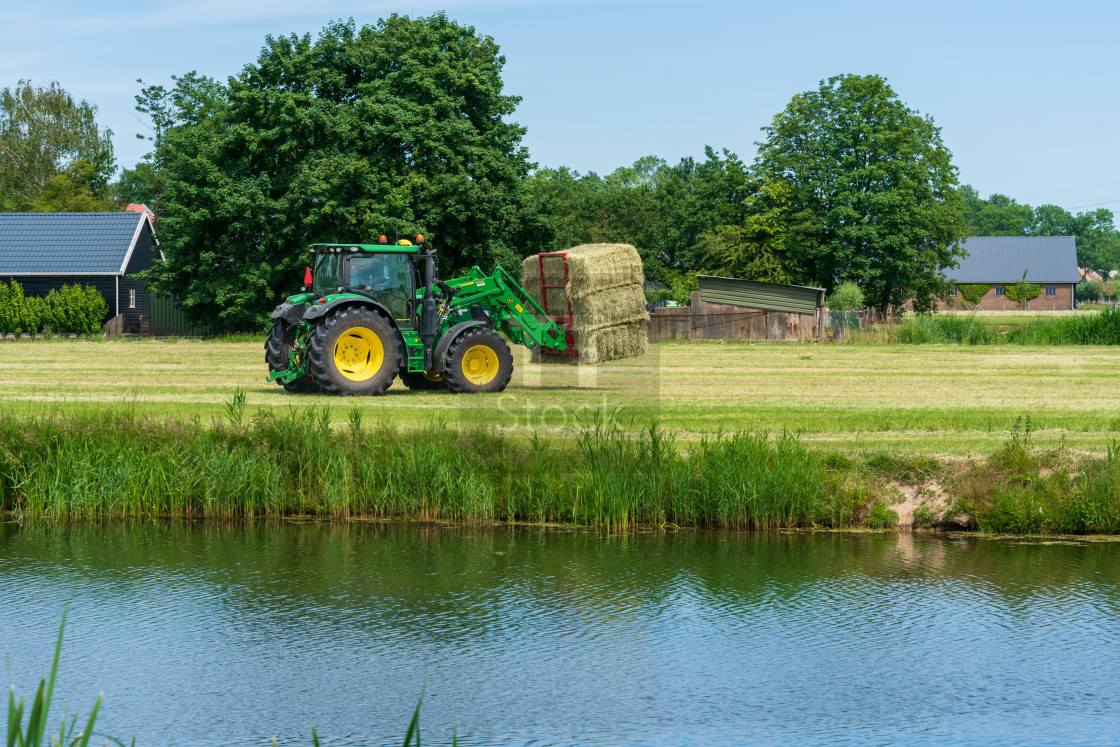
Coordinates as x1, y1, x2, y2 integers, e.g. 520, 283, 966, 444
0, 409, 849, 529
841, 309, 1120, 346
6, 614, 101, 747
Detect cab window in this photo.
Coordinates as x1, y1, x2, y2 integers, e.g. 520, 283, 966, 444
312, 253, 344, 295
348, 254, 414, 323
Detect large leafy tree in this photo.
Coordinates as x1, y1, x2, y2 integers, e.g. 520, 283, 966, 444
0, 81, 114, 211
751, 74, 966, 312
147, 14, 532, 331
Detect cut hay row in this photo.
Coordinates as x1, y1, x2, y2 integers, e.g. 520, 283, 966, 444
521, 244, 649, 365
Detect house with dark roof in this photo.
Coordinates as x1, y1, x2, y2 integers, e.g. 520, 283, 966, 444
0, 212, 158, 330
941, 236, 1079, 311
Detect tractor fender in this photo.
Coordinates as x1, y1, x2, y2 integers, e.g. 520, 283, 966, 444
270, 302, 308, 328
434, 321, 487, 373
302, 296, 396, 325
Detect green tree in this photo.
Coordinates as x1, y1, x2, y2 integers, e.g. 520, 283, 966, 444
521, 147, 750, 283
827, 281, 864, 311
0, 80, 114, 211
962, 190, 1120, 276
29, 160, 114, 212
112, 161, 165, 211
961, 186, 1033, 236
1004, 270, 1042, 310
751, 74, 966, 313
146, 14, 532, 331
1066, 209, 1120, 277
695, 178, 796, 282
114, 72, 227, 217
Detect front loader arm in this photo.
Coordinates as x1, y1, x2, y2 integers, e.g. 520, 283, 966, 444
447, 266, 568, 352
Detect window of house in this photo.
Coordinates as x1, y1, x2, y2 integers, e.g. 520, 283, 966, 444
1045, 286, 1056, 296
951, 286, 959, 296
995, 286, 1006, 296
129, 288, 136, 309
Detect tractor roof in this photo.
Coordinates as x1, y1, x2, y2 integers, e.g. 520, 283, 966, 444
312, 243, 420, 254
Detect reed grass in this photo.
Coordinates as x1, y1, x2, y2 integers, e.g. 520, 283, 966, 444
0, 408, 862, 529
844, 309, 1120, 346
4, 405, 1117, 533
6, 614, 102, 747
3, 404, 1120, 534
6, 617, 438, 747
955, 437, 1120, 534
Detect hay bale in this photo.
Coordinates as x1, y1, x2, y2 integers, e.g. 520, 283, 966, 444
523, 243, 643, 293
531, 322, 648, 365
569, 285, 648, 327
521, 243, 649, 364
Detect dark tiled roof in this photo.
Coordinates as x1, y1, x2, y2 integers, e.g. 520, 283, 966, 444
946, 236, 1080, 284
0, 212, 147, 275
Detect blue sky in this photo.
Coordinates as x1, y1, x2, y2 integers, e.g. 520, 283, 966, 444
3, 0, 1119, 211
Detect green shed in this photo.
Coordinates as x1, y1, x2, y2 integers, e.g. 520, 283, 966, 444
696, 276, 825, 315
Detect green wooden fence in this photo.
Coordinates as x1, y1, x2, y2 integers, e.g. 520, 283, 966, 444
150, 294, 208, 336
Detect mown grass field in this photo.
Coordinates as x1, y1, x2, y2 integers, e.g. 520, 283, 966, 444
1, 338, 1118, 455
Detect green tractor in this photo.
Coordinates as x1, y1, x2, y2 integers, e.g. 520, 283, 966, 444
265, 236, 573, 395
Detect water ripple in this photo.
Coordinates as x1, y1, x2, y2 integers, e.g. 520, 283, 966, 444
2, 524, 1120, 746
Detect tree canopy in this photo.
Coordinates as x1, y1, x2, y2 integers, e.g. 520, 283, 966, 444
521, 147, 750, 281
749, 74, 966, 312
962, 186, 1120, 276
0, 80, 115, 211
145, 14, 534, 331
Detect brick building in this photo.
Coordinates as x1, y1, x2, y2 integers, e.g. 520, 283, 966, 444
940, 236, 1078, 311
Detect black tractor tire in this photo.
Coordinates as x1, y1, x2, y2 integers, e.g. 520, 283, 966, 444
400, 371, 449, 391
307, 305, 401, 396
441, 327, 514, 394
265, 321, 319, 393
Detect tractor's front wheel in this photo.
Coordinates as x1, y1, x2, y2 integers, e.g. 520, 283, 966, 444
442, 327, 514, 394
266, 321, 319, 393
307, 306, 401, 396
400, 371, 448, 391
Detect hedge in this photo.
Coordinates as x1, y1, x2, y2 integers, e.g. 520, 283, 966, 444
0, 280, 107, 335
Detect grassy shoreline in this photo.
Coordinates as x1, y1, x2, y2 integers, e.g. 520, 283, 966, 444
2, 409, 1118, 534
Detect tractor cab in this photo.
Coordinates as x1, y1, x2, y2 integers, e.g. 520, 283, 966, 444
309, 239, 422, 327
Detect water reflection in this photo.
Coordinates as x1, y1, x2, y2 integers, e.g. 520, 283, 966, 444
2, 523, 1119, 746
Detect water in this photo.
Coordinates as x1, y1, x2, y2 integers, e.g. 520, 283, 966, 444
2, 523, 1120, 746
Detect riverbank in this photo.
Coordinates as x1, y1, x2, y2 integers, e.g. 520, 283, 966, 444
1, 410, 1117, 533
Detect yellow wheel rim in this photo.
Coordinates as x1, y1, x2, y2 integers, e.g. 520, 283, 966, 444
461, 344, 499, 386
422, 371, 443, 382
333, 327, 384, 382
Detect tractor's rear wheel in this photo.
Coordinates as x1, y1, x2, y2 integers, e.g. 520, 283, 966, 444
400, 371, 448, 391
442, 327, 513, 394
307, 306, 400, 396
265, 321, 319, 393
